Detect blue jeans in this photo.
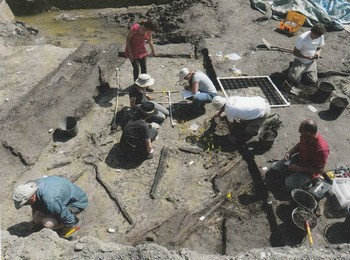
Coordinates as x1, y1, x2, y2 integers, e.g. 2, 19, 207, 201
192, 92, 217, 110
147, 101, 169, 124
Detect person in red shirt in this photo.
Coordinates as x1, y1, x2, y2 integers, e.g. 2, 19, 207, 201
125, 20, 158, 82
270, 119, 329, 191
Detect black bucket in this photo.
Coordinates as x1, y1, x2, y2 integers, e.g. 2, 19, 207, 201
329, 97, 349, 117
291, 189, 318, 211
258, 129, 278, 150
292, 207, 318, 231
59, 117, 78, 138
310, 82, 335, 103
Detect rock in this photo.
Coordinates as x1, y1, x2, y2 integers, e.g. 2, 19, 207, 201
0, 0, 15, 23
74, 243, 84, 251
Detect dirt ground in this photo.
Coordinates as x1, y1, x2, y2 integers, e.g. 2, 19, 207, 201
1, 0, 350, 259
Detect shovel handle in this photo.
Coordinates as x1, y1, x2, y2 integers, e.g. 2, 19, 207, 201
64, 226, 80, 238
305, 221, 313, 246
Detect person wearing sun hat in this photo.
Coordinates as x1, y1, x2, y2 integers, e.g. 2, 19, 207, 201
13, 176, 88, 234
129, 73, 169, 124
119, 101, 158, 162
178, 68, 217, 113
212, 95, 271, 142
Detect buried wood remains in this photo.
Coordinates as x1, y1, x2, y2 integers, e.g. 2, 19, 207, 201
150, 146, 169, 199
85, 160, 134, 225
125, 150, 287, 251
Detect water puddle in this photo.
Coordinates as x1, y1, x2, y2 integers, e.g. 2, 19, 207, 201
17, 9, 127, 48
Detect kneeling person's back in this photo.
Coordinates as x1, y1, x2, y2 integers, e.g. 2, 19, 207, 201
119, 102, 157, 161
120, 118, 150, 159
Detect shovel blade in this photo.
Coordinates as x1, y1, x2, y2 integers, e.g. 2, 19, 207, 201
262, 38, 271, 49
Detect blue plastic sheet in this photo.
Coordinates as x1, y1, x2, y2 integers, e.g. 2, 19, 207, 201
251, 0, 350, 30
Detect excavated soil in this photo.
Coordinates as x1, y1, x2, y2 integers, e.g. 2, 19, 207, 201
1, 0, 350, 259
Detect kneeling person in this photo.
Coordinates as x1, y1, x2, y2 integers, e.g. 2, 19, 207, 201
120, 102, 158, 161
178, 68, 217, 112
270, 119, 329, 191
130, 73, 169, 124
13, 176, 88, 234
212, 95, 271, 140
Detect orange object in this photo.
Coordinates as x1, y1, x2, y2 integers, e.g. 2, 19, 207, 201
64, 226, 80, 238
305, 221, 313, 246
278, 11, 306, 35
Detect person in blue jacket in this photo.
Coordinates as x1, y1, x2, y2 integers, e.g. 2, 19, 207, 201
13, 176, 88, 233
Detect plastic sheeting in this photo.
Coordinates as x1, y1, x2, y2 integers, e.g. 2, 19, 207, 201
251, 0, 350, 31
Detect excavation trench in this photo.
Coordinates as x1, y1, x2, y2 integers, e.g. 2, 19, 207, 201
2, 45, 283, 254
3, 0, 298, 256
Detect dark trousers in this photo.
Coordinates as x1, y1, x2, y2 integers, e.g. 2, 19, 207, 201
131, 57, 147, 81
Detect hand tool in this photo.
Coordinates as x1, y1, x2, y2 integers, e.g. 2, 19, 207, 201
262, 38, 293, 53
64, 226, 80, 238
305, 220, 313, 246
111, 89, 119, 131
116, 67, 121, 89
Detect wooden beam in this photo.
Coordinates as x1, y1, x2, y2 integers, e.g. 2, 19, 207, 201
150, 146, 169, 199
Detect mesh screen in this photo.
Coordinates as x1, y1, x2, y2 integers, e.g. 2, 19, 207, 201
217, 76, 290, 107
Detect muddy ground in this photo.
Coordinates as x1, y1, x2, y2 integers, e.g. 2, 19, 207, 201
1, 0, 350, 259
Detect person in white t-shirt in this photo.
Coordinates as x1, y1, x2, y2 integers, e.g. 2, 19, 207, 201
178, 68, 218, 112
288, 23, 326, 86
212, 95, 271, 143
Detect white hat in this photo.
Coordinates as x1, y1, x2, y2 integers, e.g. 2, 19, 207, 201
13, 181, 38, 209
178, 68, 190, 81
135, 74, 155, 88
212, 96, 227, 110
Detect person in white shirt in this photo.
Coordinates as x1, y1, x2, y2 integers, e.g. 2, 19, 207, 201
178, 68, 217, 112
288, 23, 326, 86
212, 95, 271, 142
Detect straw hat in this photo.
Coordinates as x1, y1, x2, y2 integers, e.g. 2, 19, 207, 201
135, 74, 155, 88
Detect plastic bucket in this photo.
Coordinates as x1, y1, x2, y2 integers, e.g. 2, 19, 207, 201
292, 207, 318, 231
311, 82, 335, 103
59, 117, 78, 138
291, 189, 318, 211
329, 97, 349, 117
258, 129, 278, 150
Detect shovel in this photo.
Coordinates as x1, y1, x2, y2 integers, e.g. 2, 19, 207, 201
305, 220, 313, 246
262, 38, 293, 53
111, 89, 119, 131
64, 226, 80, 239
111, 67, 121, 131
116, 67, 121, 89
